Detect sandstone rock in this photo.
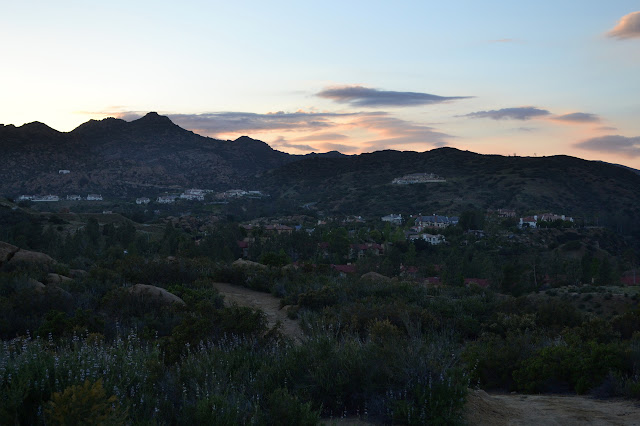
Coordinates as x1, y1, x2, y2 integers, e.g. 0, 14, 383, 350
127, 284, 185, 306
46, 273, 73, 285
69, 269, 88, 279
8, 249, 54, 266
232, 258, 267, 270
359, 271, 391, 283
0, 241, 19, 264
21, 278, 46, 292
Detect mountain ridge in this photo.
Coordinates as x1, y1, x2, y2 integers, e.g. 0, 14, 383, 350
1, 113, 640, 236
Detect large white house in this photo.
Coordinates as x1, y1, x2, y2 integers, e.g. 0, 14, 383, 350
87, 194, 103, 201
32, 195, 59, 202
136, 197, 151, 205
414, 215, 459, 230
157, 195, 178, 204
180, 189, 205, 201
381, 214, 403, 225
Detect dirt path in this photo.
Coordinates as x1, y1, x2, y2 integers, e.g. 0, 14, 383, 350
211, 282, 303, 343
211, 283, 640, 424
466, 389, 640, 425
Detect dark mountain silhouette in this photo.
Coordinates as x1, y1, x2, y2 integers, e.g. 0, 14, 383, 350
0, 113, 297, 196
2, 113, 640, 235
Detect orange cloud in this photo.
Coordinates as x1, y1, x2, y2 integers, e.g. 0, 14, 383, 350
607, 11, 640, 39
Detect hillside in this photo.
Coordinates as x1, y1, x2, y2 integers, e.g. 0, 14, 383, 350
0, 113, 295, 197
257, 148, 640, 235
3, 113, 640, 237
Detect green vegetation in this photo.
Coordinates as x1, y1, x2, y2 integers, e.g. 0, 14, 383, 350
1, 199, 639, 424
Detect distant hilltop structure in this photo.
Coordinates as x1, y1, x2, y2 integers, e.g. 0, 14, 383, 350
392, 173, 445, 184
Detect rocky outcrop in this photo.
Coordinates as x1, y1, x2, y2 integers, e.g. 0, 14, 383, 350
46, 273, 73, 285
7, 249, 54, 266
69, 269, 88, 279
126, 284, 185, 306
21, 278, 46, 292
0, 241, 56, 269
0, 241, 20, 265
232, 258, 268, 270
359, 271, 391, 283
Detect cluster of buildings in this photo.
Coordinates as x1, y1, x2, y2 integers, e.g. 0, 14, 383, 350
519, 213, 574, 229
149, 188, 268, 205
217, 189, 266, 199
153, 188, 212, 204
392, 173, 446, 185
406, 214, 460, 245
18, 194, 103, 202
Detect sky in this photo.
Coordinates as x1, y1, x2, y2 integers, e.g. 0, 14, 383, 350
1, 1, 639, 168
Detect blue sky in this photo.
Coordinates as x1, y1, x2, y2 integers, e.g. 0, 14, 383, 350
1, 1, 639, 167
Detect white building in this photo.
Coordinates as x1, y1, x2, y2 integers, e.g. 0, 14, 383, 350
17, 195, 34, 201
421, 233, 446, 245
32, 195, 59, 202
226, 189, 247, 198
58, 170, 70, 174
87, 194, 103, 201
381, 214, 403, 225
157, 195, 177, 204
67, 195, 82, 200
180, 192, 204, 201
392, 173, 445, 184
136, 197, 151, 205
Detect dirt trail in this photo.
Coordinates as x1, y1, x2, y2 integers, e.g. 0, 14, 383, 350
466, 389, 640, 425
211, 282, 303, 343
211, 284, 640, 424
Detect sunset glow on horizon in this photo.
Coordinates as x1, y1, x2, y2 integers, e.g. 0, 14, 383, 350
1, 1, 639, 168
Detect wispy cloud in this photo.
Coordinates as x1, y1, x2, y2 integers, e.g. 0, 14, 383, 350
461, 106, 551, 121
316, 142, 361, 153
489, 38, 515, 43
101, 110, 358, 137
293, 132, 348, 142
88, 108, 454, 154
575, 135, 640, 157
270, 136, 318, 152
168, 111, 357, 136
595, 126, 617, 131
607, 11, 640, 39
550, 112, 600, 123
355, 113, 452, 151
316, 85, 472, 107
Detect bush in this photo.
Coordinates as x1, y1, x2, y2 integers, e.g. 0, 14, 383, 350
264, 388, 319, 425
513, 340, 629, 394
45, 379, 127, 425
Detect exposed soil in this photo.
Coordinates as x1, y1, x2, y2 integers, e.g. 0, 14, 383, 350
211, 282, 303, 343
465, 389, 640, 425
210, 284, 640, 424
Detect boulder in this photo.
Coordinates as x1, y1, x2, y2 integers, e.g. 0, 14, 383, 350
0, 241, 20, 264
359, 271, 392, 283
232, 258, 268, 270
126, 284, 185, 306
69, 269, 88, 279
8, 249, 54, 266
46, 273, 73, 285
20, 278, 46, 292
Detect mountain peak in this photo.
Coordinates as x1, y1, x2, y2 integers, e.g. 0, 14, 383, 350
234, 136, 258, 143
135, 112, 175, 124
18, 121, 60, 136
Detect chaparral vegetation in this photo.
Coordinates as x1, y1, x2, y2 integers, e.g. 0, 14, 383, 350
1, 196, 639, 425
